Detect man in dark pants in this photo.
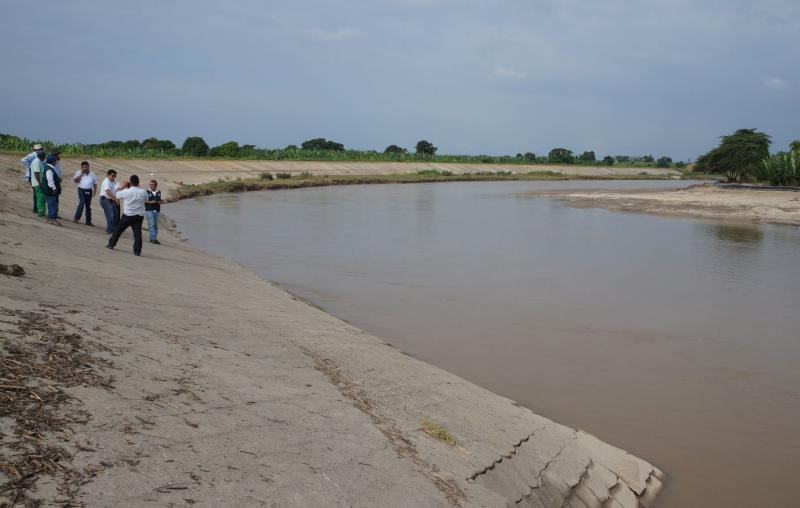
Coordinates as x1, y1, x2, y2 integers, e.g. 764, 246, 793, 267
73, 161, 97, 225
107, 175, 148, 256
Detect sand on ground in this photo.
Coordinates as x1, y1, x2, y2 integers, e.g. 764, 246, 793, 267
530, 184, 800, 226
1, 156, 663, 507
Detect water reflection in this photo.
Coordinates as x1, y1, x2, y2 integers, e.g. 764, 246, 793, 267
710, 223, 764, 246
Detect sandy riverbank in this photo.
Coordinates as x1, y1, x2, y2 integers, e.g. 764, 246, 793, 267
0, 158, 662, 506
530, 184, 800, 226
0, 153, 680, 199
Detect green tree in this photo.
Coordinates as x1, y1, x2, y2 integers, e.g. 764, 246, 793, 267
122, 139, 140, 150
101, 140, 124, 150
578, 150, 596, 162
547, 148, 574, 164
415, 140, 437, 156
602, 155, 615, 165
641, 155, 655, 163
694, 128, 771, 182
141, 137, 176, 152
209, 141, 240, 158
523, 152, 536, 162
615, 155, 630, 163
656, 156, 673, 168
181, 136, 209, 156
302, 138, 344, 151
384, 144, 407, 154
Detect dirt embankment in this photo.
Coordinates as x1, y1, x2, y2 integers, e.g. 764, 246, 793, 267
1, 156, 662, 507
532, 184, 800, 226
0, 153, 680, 199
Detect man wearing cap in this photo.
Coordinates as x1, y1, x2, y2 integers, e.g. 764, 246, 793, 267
29, 151, 47, 217
21, 143, 44, 213
72, 161, 97, 226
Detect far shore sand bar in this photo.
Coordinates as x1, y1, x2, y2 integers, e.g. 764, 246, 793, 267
529, 183, 800, 226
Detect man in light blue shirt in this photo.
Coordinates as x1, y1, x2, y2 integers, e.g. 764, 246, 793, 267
21, 143, 44, 213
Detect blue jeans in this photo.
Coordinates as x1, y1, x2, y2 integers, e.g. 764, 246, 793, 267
74, 188, 93, 223
146, 210, 159, 241
46, 194, 59, 220
100, 197, 119, 233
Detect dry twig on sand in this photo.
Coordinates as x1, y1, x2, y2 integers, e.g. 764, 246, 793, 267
0, 308, 114, 506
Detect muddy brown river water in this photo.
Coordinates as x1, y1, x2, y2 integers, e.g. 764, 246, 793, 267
169, 181, 800, 507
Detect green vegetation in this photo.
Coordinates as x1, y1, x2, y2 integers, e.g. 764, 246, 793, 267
548, 148, 574, 164
420, 419, 459, 447
694, 128, 771, 182
174, 170, 673, 200
384, 144, 407, 154
0, 132, 680, 168
757, 143, 799, 186
415, 140, 437, 156
181, 136, 209, 156
301, 138, 344, 151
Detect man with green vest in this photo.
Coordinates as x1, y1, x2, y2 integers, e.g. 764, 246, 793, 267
30, 151, 47, 217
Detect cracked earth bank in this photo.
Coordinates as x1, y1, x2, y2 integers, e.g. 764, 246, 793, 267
1, 161, 662, 507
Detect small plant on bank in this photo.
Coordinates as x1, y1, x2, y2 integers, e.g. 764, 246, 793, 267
296, 171, 313, 179
259, 172, 274, 180
421, 419, 459, 447
276, 172, 292, 179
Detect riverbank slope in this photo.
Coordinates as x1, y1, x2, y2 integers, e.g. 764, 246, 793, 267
0, 159, 662, 507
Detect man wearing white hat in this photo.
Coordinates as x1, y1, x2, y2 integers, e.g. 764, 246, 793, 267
21, 143, 44, 213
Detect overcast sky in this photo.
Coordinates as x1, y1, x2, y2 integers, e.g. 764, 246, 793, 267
1, 0, 798, 159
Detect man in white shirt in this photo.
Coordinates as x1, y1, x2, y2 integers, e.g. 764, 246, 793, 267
73, 161, 98, 226
21, 143, 44, 213
99, 169, 120, 233
106, 174, 149, 256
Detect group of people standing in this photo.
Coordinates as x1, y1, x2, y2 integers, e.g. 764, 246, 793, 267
21, 143, 164, 256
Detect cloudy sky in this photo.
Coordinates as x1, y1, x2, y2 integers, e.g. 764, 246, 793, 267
1, 0, 797, 159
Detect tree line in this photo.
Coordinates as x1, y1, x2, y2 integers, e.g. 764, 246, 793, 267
0, 132, 681, 167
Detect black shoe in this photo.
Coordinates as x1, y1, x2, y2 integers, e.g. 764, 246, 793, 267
73, 219, 79, 223
106, 244, 114, 250
150, 239, 160, 244
86, 222, 94, 227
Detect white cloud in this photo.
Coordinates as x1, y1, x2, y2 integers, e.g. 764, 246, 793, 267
493, 67, 527, 79
304, 27, 364, 42
764, 77, 789, 90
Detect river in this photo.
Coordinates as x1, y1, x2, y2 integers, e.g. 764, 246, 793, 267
168, 180, 800, 507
